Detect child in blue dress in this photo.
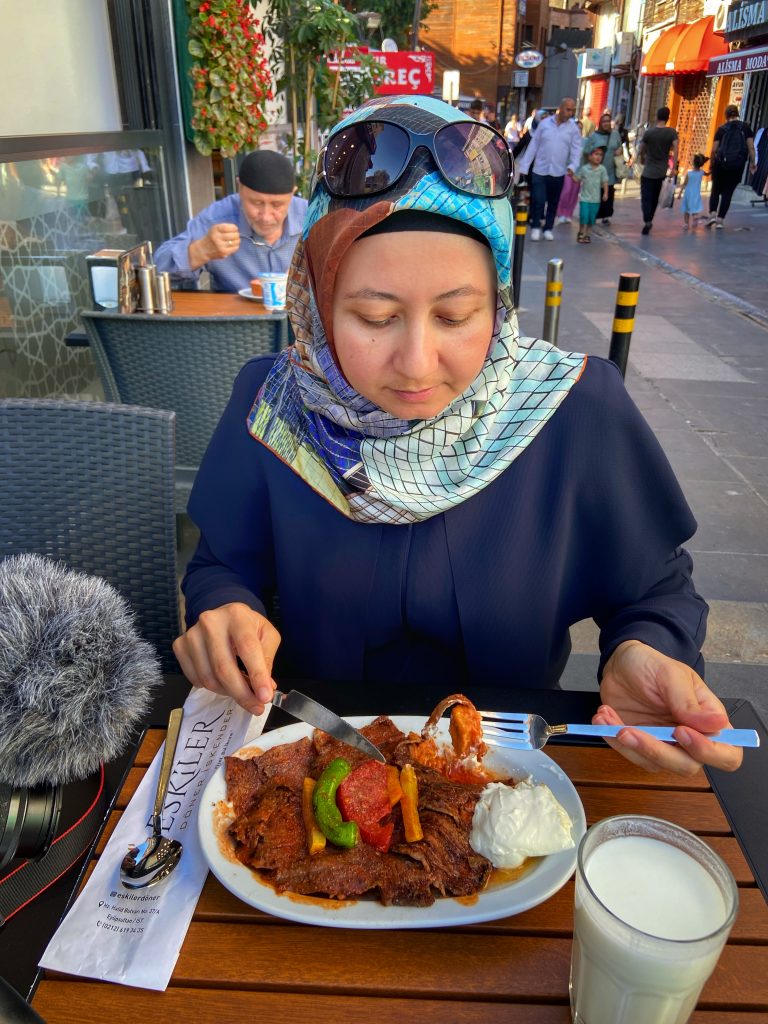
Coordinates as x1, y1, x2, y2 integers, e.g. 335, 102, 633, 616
678, 153, 707, 229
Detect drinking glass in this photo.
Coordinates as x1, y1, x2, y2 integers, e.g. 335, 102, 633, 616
258, 272, 288, 311
570, 815, 738, 1024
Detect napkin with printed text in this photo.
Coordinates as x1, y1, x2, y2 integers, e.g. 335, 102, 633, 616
40, 687, 265, 990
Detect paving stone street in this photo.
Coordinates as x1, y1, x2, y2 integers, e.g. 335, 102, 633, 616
515, 182, 768, 717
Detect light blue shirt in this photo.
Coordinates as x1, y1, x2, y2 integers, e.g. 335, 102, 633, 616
518, 116, 583, 177
155, 193, 308, 292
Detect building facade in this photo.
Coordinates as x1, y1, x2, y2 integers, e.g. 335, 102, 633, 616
572, 0, 642, 124
421, 0, 549, 120
706, 0, 768, 202
639, 0, 730, 172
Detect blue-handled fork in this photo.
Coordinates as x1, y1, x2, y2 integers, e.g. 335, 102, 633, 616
478, 711, 760, 751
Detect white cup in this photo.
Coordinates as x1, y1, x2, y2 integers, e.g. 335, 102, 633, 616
570, 815, 738, 1024
258, 272, 288, 311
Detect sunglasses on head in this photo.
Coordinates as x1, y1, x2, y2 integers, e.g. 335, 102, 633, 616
314, 119, 513, 200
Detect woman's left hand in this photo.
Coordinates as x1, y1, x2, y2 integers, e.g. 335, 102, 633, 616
597, 640, 743, 776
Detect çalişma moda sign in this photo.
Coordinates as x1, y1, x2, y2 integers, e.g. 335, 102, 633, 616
708, 43, 768, 75
725, 0, 768, 35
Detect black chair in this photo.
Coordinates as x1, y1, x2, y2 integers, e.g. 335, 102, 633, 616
0, 399, 180, 672
80, 309, 287, 514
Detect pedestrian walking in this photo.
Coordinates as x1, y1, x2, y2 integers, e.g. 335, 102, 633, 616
580, 107, 595, 137
582, 111, 622, 225
518, 97, 582, 241
707, 105, 757, 229
556, 172, 580, 224
483, 106, 502, 132
504, 114, 522, 148
637, 107, 679, 235
678, 154, 708, 229
574, 147, 609, 244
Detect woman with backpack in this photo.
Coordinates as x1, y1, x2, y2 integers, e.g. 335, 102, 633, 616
707, 105, 757, 228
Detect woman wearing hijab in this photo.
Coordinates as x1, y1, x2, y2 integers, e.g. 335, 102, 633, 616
174, 96, 741, 778
582, 111, 623, 224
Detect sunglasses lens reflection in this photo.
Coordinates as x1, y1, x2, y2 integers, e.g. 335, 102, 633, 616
323, 120, 512, 199
435, 123, 511, 197
324, 123, 410, 196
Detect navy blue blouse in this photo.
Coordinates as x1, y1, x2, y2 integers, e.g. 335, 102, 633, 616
182, 355, 707, 689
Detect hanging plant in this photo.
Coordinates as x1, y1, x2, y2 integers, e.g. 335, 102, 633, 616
187, 0, 274, 158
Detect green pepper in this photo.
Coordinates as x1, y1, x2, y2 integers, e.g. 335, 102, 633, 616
312, 757, 359, 848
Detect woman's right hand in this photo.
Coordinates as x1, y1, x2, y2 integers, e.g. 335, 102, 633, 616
173, 602, 281, 716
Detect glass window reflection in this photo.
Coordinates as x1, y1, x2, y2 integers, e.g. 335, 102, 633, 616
0, 146, 169, 398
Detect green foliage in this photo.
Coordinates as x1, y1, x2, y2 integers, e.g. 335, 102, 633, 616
344, 0, 438, 51
186, 0, 274, 158
264, 0, 385, 193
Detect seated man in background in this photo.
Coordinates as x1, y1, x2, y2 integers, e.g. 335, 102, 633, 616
155, 150, 308, 292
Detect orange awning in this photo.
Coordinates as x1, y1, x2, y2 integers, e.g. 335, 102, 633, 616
641, 23, 688, 76
665, 16, 729, 74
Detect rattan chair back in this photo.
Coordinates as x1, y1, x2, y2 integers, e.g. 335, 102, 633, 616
80, 310, 286, 512
0, 399, 180, 672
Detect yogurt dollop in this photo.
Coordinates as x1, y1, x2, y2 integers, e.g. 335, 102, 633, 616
469, 777, 574, 868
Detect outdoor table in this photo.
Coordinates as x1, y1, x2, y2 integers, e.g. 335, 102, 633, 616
65, 291, 282, 346
22, 680, 767, 1022
167, 290, 281, 317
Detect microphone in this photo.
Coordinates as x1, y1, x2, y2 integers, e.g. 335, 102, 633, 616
0, 553, 162, 871
0, 553, 162, 787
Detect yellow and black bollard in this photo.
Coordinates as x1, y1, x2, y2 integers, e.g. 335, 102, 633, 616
542, 258, 563, 346
608, 273, 641, 379
511, 202, 528, 309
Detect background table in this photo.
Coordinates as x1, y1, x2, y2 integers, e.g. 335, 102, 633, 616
167, 290, 281, 317
29, 685, 768, 1023
65, 291, 283, 346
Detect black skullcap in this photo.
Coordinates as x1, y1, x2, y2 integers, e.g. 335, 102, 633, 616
238, 150, 296, 194
359, 210, 490, 248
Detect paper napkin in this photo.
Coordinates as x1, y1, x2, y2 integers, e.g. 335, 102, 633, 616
39, 687, 266, 990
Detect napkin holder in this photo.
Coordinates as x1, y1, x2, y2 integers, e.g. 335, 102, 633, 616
86, 241, 153, 313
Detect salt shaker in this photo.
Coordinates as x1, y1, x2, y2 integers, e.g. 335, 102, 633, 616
137, 265, 157, 313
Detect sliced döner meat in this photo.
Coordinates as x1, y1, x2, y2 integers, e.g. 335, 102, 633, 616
224, 710, 496, 907
225, 736, 313, 816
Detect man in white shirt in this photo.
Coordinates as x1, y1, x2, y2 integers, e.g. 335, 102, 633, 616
518, 97, 582, 240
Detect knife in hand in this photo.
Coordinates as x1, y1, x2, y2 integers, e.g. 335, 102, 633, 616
271, 689, 386, 763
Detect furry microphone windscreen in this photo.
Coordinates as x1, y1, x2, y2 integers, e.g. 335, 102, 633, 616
0, 554, 162, 788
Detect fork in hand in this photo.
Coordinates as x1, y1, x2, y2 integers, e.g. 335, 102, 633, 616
477, 711, 760, 751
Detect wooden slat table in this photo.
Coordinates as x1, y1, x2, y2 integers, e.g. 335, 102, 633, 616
167, 290, 279, 317
32, 725, 768, 1023
65, 291, 283, 347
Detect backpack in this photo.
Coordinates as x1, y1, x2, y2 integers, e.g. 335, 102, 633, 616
716, 121, 748, 167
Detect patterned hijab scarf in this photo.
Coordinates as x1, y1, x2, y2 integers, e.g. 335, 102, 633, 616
248, 95, 586, 524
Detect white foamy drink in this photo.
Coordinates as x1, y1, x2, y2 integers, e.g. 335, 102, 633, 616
571, 831, 735, 1024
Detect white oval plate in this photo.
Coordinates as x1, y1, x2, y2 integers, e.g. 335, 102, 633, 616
237, 287, 263, 301
198, 715, 586, 929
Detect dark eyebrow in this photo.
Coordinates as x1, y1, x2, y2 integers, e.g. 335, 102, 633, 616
342, 285, 486, 302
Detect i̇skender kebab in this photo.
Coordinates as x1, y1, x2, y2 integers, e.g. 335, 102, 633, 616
224, 694, 526, 907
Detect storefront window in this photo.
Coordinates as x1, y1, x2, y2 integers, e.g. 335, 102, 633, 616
0, 144, 170, 398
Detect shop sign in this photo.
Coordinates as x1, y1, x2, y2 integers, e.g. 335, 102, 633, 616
724, 0, 768, 36
513, 71, 530, 87
326, 50, 434, 95
515, 49, 544, 68
577, 48, 612, 76
372, 51, 435, 94
730, 75, 745, 102
707, 41, 768, 74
